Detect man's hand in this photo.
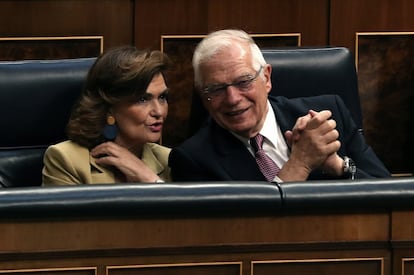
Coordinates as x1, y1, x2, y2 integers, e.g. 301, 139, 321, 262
279, 110, 341, 181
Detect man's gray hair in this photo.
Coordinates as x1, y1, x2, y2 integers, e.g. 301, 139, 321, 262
192, 29, 267, 89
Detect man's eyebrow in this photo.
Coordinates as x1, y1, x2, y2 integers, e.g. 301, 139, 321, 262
238, 71, 256, 78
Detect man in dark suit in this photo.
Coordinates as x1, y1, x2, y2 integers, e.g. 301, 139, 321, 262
169, 29, 390, 182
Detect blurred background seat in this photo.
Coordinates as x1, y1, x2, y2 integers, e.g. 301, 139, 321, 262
0, 58, 95, 187
262, 47, 362, 131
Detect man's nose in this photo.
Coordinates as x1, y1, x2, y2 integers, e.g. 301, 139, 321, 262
224, 85, 243, 103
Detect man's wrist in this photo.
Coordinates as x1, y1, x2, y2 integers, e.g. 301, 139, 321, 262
321, 155, 343, 176
278, 159, 311, 182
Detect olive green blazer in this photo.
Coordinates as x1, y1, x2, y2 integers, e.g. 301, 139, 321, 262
42, 140, 171, 185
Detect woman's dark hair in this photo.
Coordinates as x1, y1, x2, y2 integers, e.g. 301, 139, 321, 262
66, 46, 171, 148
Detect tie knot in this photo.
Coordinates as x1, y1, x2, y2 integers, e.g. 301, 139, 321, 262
250, 134, 264, 152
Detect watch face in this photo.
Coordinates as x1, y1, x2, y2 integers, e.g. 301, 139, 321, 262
344, 156, 356, 180
350, 160, 357, 173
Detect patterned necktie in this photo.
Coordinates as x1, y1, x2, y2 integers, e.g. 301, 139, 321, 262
250, 134, 280, 181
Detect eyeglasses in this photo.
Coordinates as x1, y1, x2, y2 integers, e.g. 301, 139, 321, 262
202, 66, 263, 101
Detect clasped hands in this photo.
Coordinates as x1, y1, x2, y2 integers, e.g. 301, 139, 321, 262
278, 110, 344, 182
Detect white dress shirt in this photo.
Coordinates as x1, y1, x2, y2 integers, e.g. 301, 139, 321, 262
232, 100, 290, 182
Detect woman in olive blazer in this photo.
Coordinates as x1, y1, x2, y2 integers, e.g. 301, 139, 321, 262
42, 46, 172, 185
43, 141, 170, 185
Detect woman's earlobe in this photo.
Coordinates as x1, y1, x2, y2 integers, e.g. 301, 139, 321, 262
103, 115, 118, 141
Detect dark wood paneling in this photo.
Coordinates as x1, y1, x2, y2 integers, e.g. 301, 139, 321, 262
330, 0, 414, 175
135, 0, 329, 50
0, 269, 95, 275
0, 0, 330, 53
252, 258, 384, 275
0, 0, 134, 50
0, 211, 391, 274
402, 260, 414, 275
392, 211, 414, 275
330, 0, 414, 52
135, 0, 208, 50
0, 213, 390, 252
206, 0, 329, 45
356, 33, 414, 174
0, 36, 102, 60
107, 263, 241, 275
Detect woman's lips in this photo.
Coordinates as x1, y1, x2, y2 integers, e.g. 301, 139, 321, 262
148, 122, 163, 132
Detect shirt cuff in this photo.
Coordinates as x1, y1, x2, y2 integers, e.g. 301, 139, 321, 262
273, 175, 283, 183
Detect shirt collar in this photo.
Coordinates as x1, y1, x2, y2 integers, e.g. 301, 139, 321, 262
261, 100, 278, 147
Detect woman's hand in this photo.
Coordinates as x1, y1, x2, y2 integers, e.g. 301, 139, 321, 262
90, 142, 160, 183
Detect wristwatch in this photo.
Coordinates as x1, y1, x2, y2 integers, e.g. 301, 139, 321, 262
343, 156, 356, 180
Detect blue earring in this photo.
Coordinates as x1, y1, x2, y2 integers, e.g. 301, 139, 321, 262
103, 115, 118, 141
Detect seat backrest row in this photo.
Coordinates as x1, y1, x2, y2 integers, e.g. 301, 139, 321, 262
0, 47, 362, 187
0, 58, 96, 187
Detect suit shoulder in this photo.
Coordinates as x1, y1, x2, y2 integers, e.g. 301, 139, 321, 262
44, 140, 90, 163
270, 94, 343, 110
270, 94, 340, 104
46, 140, 87, 154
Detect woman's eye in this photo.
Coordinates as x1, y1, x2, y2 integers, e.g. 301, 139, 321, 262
137, 94, 151, 104
137, 97, 147, 103
159, 93, 169, 102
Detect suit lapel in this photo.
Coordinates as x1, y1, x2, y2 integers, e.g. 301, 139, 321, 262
269, 96, 325, 180
210, 122, 266, 181
270, 98, 297, 137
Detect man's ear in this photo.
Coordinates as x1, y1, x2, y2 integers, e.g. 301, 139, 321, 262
263, 64, 272, 94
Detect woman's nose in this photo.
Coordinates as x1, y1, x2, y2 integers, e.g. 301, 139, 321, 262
150, 100, 165, 117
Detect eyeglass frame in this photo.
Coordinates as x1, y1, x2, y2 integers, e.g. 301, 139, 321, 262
201, 65, 264, 101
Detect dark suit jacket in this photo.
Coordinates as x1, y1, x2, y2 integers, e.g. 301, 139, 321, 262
169, 95, 390, 181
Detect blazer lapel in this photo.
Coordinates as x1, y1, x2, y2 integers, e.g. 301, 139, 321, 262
89, 155, 115, 183
141, 144, 164, 176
